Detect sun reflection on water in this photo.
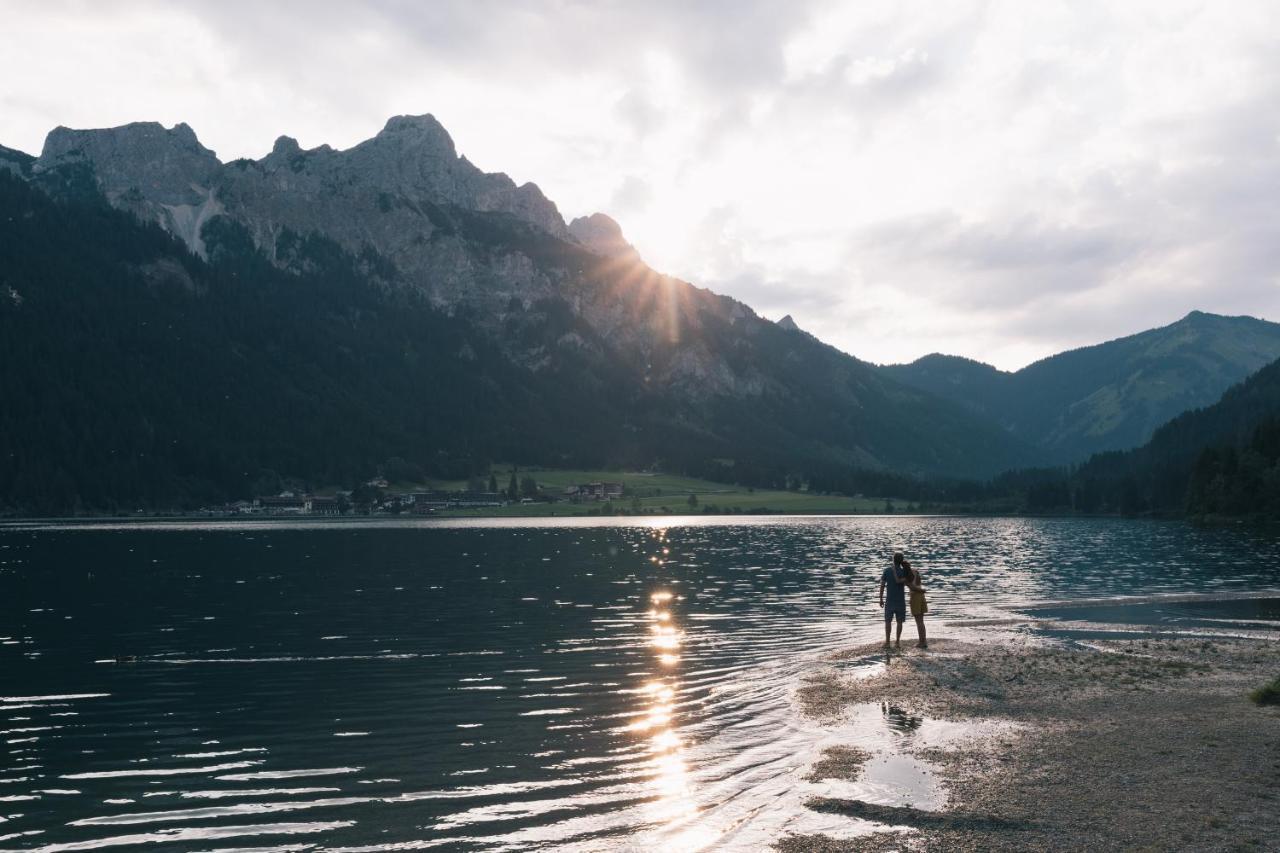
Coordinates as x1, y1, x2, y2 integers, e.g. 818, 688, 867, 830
631, 557, 707, 843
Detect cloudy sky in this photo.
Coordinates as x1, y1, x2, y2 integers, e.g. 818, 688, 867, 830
3, 1, 1279, 369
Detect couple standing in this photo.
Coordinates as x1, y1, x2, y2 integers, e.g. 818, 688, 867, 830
878, 551, 928, 648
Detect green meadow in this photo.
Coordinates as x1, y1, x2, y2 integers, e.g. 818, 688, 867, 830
429, 468, 901, 517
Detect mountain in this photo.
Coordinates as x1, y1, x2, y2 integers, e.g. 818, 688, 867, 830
0, 143, 34, 177
1100, 352, 1280, 515
0, 117, 1045, 513
882, 312, 1280, 463
1006, 355, 1280, 516
567, 213, 642, 264
776, 315, 802, 333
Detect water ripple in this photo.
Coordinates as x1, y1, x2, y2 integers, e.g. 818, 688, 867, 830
0, 517, 1276, 850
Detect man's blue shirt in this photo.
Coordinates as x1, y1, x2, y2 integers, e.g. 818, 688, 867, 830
882, 566, 906, 607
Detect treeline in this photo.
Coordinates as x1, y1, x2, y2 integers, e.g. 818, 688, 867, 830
955, 359, 1280, 519
1185, 418, 1280, 517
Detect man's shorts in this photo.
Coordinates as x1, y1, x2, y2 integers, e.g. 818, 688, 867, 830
884, 602, 906, 623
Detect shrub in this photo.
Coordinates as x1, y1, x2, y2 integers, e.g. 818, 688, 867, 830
1249, 676, 1280, 706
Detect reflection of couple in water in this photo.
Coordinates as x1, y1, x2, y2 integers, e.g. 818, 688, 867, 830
878, 551, 928, 649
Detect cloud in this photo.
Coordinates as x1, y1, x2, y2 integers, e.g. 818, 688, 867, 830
608, 176, 655, 216
614, 90, 665, 138
2, 0, 1279, 369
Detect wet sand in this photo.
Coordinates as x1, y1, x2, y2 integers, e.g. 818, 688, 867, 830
781, 620, 1280, 851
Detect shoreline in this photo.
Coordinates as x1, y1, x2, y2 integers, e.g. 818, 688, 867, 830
5, 507, 1275, 530
780, 610, 1280, 851
0, 510, 1211, 528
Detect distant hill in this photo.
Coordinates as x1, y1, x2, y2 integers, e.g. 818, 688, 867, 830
1079, 353, 1280, 516
985, 355, 1280, 516
883, 312, 1280, 463
0, 115, 1047, 514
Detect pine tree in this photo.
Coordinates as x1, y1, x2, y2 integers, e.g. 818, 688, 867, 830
521, 475, 538, 498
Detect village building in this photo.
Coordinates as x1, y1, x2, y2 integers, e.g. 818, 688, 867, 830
253, 494, 343, 515
565, 482, 624, 501
255, 495, 308, 513
307, 496, 341, 516
407, 491, 505, 510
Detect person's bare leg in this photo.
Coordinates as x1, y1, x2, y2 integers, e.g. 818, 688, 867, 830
894, 618, 903, 647
915, 615, 927, 648
884, 618, 891, 647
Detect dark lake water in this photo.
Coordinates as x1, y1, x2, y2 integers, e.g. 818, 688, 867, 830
2, 516, 1278, 851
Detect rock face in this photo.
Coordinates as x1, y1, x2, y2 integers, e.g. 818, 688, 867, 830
37, 122, 224, 255
32, 115, 590, 320
39, 122, 220, 205
568, 213, 642, 264
35, 116, 571, 272
0, 144, 34, 178
29, 115, 780, 393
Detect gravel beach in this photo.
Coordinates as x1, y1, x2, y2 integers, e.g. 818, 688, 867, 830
781, 626, 1280, 852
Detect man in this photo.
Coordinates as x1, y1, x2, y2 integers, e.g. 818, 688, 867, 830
879, 551, 908, 648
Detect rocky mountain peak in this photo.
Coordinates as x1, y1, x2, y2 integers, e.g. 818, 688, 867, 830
568, 212, 642, 263
271, 135, 302, 156
776, 314, 800, 332
36, 121, 220, 206
376, 114, 457, 155
169, 122, 201, 146
341, 114, 568, 238
20, 113, 575, 260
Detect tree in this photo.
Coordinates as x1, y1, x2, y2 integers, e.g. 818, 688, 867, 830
488, 472, 498, 493
383, 456, 423, 484
687, 493, 698, 508
507, 472, 518, 501
520, 475, 538, 498
351, 483, 382, 512
250, 470, 282, 498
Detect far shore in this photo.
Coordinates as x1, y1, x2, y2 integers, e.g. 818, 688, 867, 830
781, 609, 1280, 851
0, 504, 1213, 525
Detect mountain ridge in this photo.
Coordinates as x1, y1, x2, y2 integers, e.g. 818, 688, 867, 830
12, 114, 1277, 493
882, 311, 1280, 463
0, 116, 1050, 517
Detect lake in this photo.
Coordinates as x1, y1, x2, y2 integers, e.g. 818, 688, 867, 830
2, 516, 1278, 851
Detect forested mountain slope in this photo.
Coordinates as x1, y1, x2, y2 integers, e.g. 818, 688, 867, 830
884, 312, 1280, 464
1075, 355, 1280, 515
989, 356, 1280, 516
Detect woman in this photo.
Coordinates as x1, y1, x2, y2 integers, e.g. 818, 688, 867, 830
901, 559, 928, 648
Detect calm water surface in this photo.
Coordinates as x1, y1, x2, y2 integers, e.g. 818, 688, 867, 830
1, 516, 1278, 851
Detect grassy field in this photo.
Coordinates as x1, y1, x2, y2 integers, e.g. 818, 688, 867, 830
433, 469, 740, 495
425, 467, 901, 517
